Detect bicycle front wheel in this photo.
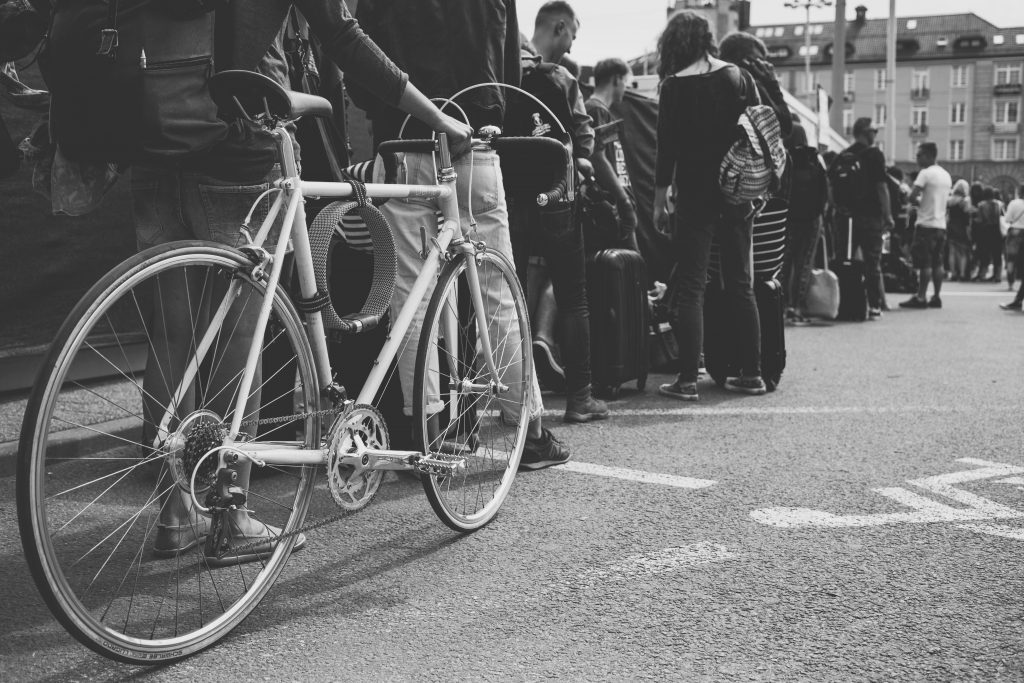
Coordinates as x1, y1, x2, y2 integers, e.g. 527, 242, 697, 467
17, 241, 319, 663
414, 248, 531, 532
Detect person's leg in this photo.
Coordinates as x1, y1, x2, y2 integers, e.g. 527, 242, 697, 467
539, 203, 609, 421
930, 230, 945, 301
856, 216, 885, 311
664, 215, 715, 397
991, 230, 1004, 282
903, 226, 931, 307
717, 202, 763, 389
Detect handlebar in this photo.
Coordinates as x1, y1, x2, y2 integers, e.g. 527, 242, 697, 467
375, 134, 573, 206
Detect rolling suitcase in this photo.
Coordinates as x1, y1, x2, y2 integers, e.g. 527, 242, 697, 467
831, 216, 869, 321
703, 276, 786, 392
586, 248, 649, 398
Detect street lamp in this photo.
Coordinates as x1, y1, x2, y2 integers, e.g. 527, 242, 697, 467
785, 0, 832, 106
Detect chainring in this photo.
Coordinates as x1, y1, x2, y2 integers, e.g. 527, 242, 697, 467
326, 404, 389, 511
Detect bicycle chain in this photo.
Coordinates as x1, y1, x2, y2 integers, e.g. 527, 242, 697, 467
211, 404, 394, 559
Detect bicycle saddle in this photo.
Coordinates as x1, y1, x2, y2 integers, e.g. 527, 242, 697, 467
209, 69, 333, 122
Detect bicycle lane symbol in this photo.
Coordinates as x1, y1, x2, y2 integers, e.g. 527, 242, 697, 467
750, 458, 1024, 541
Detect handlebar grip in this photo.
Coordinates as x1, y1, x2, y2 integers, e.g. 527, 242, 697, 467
537, 179, 567, 207
377, 139, 437, 155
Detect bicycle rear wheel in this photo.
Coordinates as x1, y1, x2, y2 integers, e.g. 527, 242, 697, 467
17, 241, 319, 663
413, 248, 531, 532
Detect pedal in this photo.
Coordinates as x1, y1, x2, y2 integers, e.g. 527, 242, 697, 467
415, 454, 467, 477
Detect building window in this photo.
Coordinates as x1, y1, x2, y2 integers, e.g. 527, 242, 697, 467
994, 35, 1005, 46
995, 63, 1023, 85
912, 68, 930, 91
912, 106, 928, 131
844, 70, 855, 93
874, 69, 887, 90
798, 45, 820, 57
994, 100, 1021, 124
874, 103, 887, 126
950, 102, 967, 124
1017, 35, 1024, 45
812, 25, 823, 35
843, 109, 854, 136
992, 138, 1019, 161
775, 27, 785, 38
906, 19, 918, 30
794, 25, 803, 36
949, 140, 965, 161
951, 65, 968, 88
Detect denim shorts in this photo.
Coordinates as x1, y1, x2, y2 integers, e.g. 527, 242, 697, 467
130, 164, 282, 250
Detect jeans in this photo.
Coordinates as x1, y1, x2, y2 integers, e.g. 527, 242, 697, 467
844, 214, 885, 309
130, 164, 280, 447
381, 150, 543, 420
509, 197, 592, 394
670, 202, 761, 384
783, 215, 821, 312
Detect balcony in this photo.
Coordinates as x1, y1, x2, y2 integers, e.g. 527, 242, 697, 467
989, 122, 1022, 134
911, 87, 930, 100
994, 83, 1023, 96
910, 124, 929, 136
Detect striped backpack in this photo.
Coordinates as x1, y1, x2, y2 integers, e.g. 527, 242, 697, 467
718, 103, 787, 204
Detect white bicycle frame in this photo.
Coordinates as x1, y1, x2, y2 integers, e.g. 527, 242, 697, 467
160, 125, 517, 474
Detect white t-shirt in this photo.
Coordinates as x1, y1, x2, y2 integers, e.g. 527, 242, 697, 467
1005, 198, 1024, 229
913, 164, 953, 229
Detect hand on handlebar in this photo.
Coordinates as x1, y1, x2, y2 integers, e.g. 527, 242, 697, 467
435, 113, 473, 158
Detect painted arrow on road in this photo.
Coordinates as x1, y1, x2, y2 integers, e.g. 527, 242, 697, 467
751, 458, 1024, 540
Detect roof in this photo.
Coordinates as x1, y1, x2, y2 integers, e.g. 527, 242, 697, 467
749, 13, 1024, 67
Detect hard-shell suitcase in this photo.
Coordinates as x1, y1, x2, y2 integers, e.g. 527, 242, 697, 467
703, 276, 786, 392
831, 216, 869, 321
586, 248, 649, 398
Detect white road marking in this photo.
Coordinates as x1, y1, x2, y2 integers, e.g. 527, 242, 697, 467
554, 461, 715, 489
579, 543, 738, 583
751, 459, 1024, 538
544, 405, 1015, 419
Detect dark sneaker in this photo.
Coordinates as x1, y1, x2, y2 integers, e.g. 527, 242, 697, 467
518, 428, 570, 471
564, 391, 610, 423
999, 301, 1022, 311
899, 297, 928, 309
658, 381, 698, 401
927, 295, 942, 309
724, 376, 767, 395
868, 307, 883, 319
532, 339, 566, 393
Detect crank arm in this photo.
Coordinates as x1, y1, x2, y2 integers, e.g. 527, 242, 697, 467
334, 449, 423, 472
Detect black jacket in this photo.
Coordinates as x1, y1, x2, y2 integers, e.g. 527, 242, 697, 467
348, 0, 521, 147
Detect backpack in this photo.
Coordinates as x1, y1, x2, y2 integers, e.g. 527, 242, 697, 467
827, 148, 862, 211
718, 104, 787, 205
787, 146, 827, 221
40, 0, 228, 164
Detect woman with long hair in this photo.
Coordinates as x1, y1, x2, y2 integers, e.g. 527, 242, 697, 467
653, 11, 766, 400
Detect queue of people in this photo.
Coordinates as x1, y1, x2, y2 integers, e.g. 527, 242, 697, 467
5, 0, 1022, 496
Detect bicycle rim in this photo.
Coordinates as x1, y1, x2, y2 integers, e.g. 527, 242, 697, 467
414, 249, 531, 532
17, 241, 318, 663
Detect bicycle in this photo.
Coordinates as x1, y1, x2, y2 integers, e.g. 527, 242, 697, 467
17, 70, 573, 663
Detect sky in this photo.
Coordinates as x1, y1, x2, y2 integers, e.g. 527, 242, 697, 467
515, 0, 1024, 67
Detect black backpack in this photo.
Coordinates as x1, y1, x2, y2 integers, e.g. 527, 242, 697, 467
787, 146, 827, 221
827, 147, 862, 212
41, 0, 228, 163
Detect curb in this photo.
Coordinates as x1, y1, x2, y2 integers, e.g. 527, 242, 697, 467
0, 416, 139, 478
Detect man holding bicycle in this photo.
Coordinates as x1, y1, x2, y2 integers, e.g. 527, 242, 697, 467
125, 0, 471, 563
350, 0, 572, 471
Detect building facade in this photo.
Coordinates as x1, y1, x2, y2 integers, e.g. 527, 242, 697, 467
751, 8, 1024, 192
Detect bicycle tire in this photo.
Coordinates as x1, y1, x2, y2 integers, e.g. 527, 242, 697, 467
413, 248, 531, 532
18, 241, 319, 664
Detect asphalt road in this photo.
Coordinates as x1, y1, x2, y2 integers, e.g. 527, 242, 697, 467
2, 282, 1023, 681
